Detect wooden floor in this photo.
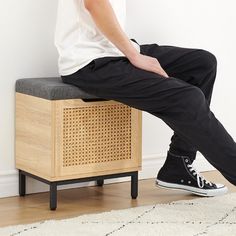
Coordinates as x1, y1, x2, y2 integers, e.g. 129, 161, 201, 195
0, 170, 235, 228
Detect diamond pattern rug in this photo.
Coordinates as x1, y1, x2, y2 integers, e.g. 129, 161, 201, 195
0, 192, 236, 236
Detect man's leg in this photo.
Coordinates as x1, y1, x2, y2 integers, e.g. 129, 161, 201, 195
139, 43, 227, 196
61, 52, 236, 188
141, 43, 217, 163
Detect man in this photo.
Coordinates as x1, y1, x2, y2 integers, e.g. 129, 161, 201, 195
54, 0, 236, 197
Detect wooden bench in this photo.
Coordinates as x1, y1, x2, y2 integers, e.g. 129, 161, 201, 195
15, 77, 142, 210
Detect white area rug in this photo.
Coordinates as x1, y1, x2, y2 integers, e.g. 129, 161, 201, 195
1, 193, 236, 236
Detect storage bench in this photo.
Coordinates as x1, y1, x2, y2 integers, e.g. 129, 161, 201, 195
15, 77, 142, 210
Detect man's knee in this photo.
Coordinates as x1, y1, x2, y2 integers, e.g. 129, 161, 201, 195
197, 49, 217, 71
164, 81, 206, 110
179, 85, 207, 113
157, 84, 208, 122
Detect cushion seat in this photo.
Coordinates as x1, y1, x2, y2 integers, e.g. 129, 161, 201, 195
15, 77, 101, 100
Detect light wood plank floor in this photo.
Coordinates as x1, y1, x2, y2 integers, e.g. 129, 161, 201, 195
0, 170, 235, 228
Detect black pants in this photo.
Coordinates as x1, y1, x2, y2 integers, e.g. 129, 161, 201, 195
61, 41, 236, 186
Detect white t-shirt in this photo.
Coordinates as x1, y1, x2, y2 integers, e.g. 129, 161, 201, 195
54, 0, 140, 76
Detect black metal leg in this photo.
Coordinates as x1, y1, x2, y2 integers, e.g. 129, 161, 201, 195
96, 178, 104, 186
19, 170, 139, 210
50, 182, 57, 211
131, 171, 138, 199
19, 170, 26, 197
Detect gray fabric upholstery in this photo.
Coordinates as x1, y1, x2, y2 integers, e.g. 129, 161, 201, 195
15, 77, 103, 100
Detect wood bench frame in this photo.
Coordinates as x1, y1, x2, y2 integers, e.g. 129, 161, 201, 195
15, 92, 142, 210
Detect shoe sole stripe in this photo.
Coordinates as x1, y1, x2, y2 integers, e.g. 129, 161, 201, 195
155, 179, 228, 197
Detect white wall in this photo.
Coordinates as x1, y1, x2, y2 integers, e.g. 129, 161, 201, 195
1, 0, 232, 198
0, 0, 59, 196
126, 0, 236, 155
0, 0, 59, 172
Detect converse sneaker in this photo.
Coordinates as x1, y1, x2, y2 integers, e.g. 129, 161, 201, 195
155, 151, 228, 197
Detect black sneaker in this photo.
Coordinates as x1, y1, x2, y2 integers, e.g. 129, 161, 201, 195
155, 151, 228, 197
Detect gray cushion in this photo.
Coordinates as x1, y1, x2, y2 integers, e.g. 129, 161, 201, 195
15, 77, 103, 100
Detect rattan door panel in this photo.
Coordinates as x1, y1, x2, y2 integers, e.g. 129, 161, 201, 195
54, 99, 142, 178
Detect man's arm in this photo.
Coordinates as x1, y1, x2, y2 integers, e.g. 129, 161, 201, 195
84, 0, 169, 78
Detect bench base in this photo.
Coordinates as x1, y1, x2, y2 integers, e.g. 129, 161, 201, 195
19, 170, 138, 210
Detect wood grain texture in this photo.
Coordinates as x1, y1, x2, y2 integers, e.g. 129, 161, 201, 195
15, 93, 142, 181
15, 92, 53, 179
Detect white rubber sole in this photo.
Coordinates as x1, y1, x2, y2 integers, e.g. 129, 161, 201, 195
155, 179, 228, 197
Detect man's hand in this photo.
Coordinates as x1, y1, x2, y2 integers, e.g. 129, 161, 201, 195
128, 53, 169, 78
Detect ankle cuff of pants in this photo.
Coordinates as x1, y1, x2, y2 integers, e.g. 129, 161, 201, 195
168, 150, 196, 162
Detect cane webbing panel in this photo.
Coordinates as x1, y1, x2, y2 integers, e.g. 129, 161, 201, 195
62, 104, 132, 167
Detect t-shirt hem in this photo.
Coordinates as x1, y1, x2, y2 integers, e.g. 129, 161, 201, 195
59, 54, 126, 76
59, 41, 140, 77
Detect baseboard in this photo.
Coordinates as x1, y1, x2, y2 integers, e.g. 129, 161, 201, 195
0, 152, 215, 198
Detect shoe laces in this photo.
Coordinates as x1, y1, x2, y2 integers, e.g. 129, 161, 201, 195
186, 162, 213, 188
